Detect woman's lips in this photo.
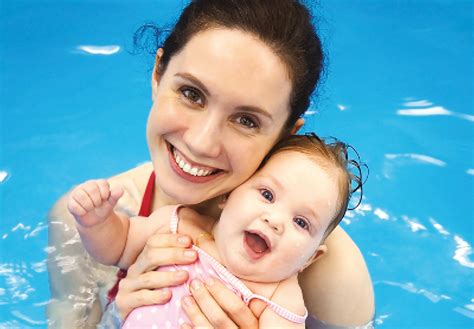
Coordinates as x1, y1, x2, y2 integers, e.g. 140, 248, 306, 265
166, 142, 224, 183
243, 230, 271, 260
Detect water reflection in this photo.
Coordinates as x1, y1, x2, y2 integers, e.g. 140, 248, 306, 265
398, 99, 474, 122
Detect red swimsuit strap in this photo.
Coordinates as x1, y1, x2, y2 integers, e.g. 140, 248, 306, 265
107, 171, 155, 304
138, 171, 156, 217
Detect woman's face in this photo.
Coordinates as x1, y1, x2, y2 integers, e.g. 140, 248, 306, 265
147, 28, 297, 205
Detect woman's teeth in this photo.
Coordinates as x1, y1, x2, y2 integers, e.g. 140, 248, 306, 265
173, 149, 216, 177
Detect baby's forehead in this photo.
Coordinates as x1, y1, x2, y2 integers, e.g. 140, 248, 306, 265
260, 150, 324, 171
253, 151, 326, 183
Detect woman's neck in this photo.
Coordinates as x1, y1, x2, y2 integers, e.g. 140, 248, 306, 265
190, 198, 222, 218
152, 185, 222, 219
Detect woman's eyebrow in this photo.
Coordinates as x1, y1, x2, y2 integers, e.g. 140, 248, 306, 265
236, 105, 273, 121
175, 72, 210, 96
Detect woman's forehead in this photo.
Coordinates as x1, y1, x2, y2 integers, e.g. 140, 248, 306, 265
165, 28, 292, 114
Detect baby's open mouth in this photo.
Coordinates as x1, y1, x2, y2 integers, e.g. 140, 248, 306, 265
244, 231, 271, 256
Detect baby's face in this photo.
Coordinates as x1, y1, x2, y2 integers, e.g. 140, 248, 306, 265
214, 150, 340, 282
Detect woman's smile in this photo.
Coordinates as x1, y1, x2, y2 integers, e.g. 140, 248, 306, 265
166, 141, 225, 183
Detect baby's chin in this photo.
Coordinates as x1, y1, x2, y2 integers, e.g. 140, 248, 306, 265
225, 262, 296, 283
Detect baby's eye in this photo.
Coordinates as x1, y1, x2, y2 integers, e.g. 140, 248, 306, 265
260, 189, 274, 202
180, 87, 204, 106
237, 115, 259, 129
294, 217, 309, 230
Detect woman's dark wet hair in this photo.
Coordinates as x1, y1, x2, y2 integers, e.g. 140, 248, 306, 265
261, 133, 368, 239
135, 0, 324, 132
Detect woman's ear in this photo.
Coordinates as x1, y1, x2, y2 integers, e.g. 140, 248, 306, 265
151, 48, 164, 101
300, 244, 327, 272
290, 118, 305, 135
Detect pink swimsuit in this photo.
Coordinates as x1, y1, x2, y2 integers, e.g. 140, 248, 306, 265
122, 206, 307, 328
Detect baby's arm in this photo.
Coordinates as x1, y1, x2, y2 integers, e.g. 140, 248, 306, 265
67, 179, 129, 265
116, 205, 175, 269
258, 275, 306, 328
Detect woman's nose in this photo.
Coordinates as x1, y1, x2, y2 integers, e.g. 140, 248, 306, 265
263, 218, 284, 235
183, 114, 222, 158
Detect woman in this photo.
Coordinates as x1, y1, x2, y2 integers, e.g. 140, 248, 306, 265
47, 0, 374, 328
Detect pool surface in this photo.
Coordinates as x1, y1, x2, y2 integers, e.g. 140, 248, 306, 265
1, 1, 473, 328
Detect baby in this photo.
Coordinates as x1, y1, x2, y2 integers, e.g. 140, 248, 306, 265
68, 134, 364, 328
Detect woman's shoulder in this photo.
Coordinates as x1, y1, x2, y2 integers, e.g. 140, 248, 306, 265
298, 226, 375, 326
109, 161, 154, 199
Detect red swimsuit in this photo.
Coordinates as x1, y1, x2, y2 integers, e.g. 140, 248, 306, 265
107, 171, 156, 303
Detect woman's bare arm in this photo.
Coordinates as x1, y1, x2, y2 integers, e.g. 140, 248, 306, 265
299, 226, 375, 326
47, 194, 108, 328
258, 276, 306, 328
47, 164, 148, 328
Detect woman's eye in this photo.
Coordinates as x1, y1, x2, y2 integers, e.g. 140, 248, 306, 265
260, 189, 274, 202
237, 115, 259, 129
180, 87, 204, 106
294, 217, 309, 230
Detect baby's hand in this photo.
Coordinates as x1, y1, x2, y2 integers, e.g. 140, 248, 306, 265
67, 179, 124, 228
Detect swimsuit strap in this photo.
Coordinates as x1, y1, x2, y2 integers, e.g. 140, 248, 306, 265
245, 294, 308, 324
192, 247, 308, 324
170, 205, 183, 234
107, 170, 155, 304
138, 171, 156, 216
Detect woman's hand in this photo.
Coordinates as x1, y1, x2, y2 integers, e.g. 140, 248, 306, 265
115, 232, 198, 320
181, 277, 265, 329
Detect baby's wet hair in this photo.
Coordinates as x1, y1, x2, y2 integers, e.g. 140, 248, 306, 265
261, 132, 368, 239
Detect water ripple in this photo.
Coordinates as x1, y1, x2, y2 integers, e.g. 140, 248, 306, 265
0, 171, 8, 183
402, 215, 427, 232
453, 306, 474, 319
453, 235, 474, 268
11, 310, 48, 325
385, 153, 446, 167
374, 314, 390, 326
0, 263, 35, 303
397, 102, 474, 122
429, 217, 450, 236
373, 208, 389, 220
403, 100, 433, 107
76, 45, 120, 55
378, 281, 451, 303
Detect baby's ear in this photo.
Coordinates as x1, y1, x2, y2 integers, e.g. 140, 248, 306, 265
300, 244, 327, 272
218, 194, 229, 210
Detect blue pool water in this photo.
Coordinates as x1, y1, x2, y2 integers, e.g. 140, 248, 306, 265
1, 1, 472, 327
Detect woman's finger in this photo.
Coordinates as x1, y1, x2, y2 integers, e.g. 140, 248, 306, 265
203, 277, 259, 328
115, 232, 197, 320
128, 234, 193, 277
126, 233, 196, 277
115, 287, 172, 320
181, 296, 215, 329
127, 246, 197, 277
188, 279, 236, 328
120, 270, 189, 292
116, 270, 189, 320
146, 233, 192, 249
